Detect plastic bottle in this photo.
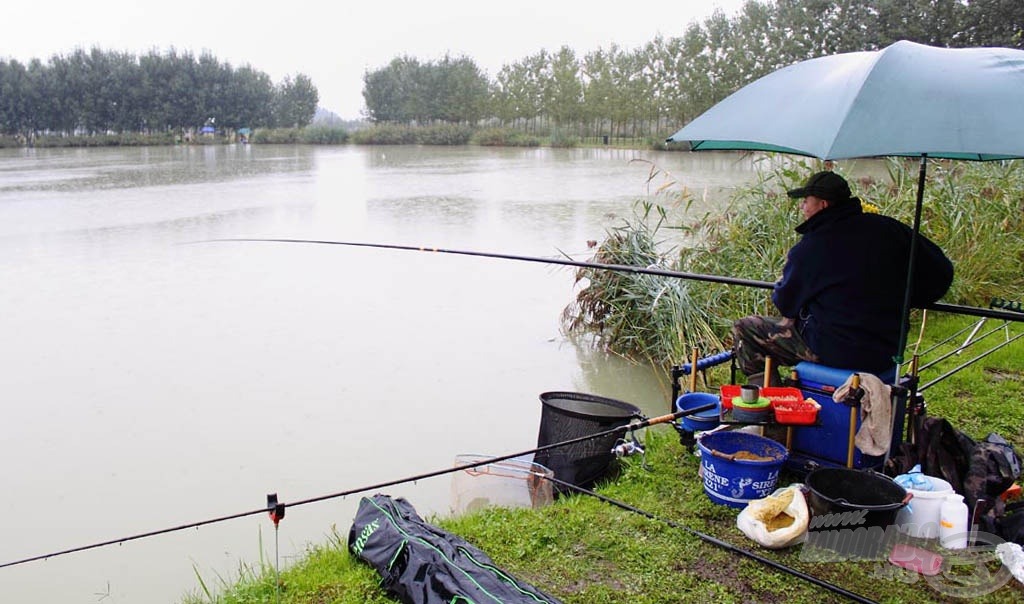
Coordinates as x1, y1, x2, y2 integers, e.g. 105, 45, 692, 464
939, 494, 969, 549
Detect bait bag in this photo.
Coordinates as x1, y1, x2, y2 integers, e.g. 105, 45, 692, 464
736, 485, 809, 549
348, 494, 562, 604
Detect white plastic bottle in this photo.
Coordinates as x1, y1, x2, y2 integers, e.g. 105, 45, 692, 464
939, 493, 969, 549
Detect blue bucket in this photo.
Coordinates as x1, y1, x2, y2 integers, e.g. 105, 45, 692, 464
675, 392, 720, 432
698, 431, 788, 508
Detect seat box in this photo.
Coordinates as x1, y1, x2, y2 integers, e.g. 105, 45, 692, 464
787, 362, 903, 471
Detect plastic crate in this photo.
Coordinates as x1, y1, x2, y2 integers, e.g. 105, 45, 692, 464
772, 399, 821, 425
719, 385, 802, 410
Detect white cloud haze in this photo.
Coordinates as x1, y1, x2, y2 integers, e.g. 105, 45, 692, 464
3, 1, 746, 119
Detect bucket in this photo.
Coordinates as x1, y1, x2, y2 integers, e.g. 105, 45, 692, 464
805, 468, 909, 531
534, 392, 642, 494
894, 476, 955, 538
697, 431, 788, 508
675, 392, 720, 432
450, 455, 554, 515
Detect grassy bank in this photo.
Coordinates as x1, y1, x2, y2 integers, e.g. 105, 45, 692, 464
184, 160, 1024, 603
180, 316, 1024, 603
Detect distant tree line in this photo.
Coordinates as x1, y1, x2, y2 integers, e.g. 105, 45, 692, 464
0, 48, 319, 138
362, 0, 1024, 140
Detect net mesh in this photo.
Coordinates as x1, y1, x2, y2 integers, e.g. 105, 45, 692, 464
534, 392, 642, 494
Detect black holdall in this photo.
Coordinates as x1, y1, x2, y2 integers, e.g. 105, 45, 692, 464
348, 494, 563, 604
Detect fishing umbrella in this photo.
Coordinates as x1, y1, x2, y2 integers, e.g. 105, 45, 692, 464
667, 39, 1024, 368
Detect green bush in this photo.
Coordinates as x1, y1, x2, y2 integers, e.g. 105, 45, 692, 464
471, 127, 541, 147
349, 123, 473, 145
416, 123, 474, 145
251, 128, 300, 144
548, 130, 579, 148
349, 123, 417, 145
298, 126, 349, 144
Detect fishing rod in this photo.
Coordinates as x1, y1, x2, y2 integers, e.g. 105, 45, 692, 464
919, 329, 1024, 392
0, 406, 703, 570
194, 238, 774, 290
195, 238, 1024, 324
552, 476, 879, 604
917, 320, 1011, 374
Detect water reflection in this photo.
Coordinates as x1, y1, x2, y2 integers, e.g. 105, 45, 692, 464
0, 145, 315, 194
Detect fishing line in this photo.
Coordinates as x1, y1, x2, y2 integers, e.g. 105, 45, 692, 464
0, 408, 702, 570
192, 237, 1024, 324
551, 476, 879, 604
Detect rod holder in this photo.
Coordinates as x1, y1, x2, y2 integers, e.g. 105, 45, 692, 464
267, 493, 285, 526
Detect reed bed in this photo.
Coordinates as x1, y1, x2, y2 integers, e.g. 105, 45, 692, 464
562, 157, 1024, 372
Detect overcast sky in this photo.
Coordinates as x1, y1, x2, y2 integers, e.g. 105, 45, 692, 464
4, 1, 746, 119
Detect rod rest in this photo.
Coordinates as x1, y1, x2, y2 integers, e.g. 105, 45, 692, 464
671, 350, 734, 378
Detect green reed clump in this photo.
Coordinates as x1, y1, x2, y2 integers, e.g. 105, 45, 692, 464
562, 201, 724, 367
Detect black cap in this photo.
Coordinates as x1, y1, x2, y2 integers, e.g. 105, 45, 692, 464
787, 171, 852, 204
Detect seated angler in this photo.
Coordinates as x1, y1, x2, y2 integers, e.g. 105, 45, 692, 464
732, 171, 954, 386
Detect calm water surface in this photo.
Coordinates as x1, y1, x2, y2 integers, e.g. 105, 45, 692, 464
0, 144, 760, 602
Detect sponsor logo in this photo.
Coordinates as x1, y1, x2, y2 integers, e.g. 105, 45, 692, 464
350, 519, 380, 556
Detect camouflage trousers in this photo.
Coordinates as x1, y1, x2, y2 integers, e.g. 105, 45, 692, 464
732, 315, 820, 384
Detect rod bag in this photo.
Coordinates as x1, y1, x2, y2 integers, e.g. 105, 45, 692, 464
348, 494, 562, 604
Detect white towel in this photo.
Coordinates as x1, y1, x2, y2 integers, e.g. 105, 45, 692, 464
832, 372, 893, 456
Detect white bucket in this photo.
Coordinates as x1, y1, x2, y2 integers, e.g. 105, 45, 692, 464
895, 476, 955, 538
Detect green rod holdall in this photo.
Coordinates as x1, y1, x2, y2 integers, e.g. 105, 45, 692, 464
348, 494, 562, 604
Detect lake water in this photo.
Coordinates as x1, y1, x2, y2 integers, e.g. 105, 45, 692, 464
0, 144, 762, 602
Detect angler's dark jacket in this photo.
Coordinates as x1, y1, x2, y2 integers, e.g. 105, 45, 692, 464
772, 199, 953, 373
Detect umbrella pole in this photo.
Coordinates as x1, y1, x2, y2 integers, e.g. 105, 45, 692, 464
895, 154, 929, 372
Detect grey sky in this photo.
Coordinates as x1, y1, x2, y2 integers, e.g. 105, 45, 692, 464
4, 1, 746, 119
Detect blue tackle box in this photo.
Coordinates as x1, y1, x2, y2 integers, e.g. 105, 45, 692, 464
785, 362, 904, 472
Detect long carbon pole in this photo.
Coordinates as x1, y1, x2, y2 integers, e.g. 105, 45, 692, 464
195, 238, 1024, 324
554, 478, 878, 604
0, 408, 699, 570
195, 238, 773, 289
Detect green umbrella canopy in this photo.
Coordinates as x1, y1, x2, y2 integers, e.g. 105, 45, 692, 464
668, 40, 1024, 161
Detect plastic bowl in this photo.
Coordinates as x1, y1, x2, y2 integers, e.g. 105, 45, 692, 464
731, 405, 773, 423
732, 396, 771, 409
675, 392, 721, 432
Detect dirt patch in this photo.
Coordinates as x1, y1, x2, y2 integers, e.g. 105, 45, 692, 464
984, 367, 1024, 382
